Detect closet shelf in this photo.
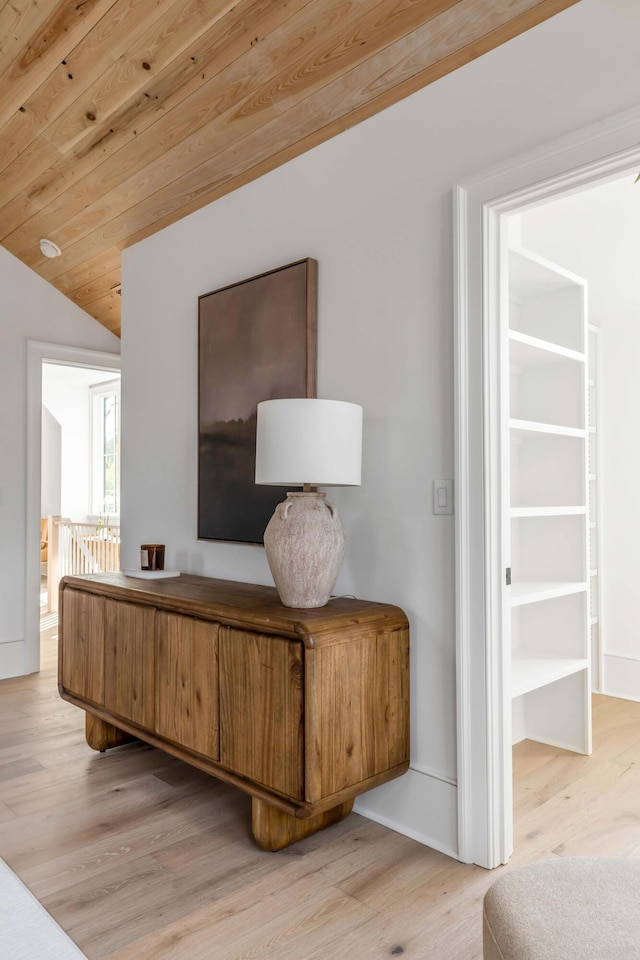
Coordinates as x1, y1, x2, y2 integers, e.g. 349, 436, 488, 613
509, 246, 586, 299
511, 581, 588, 607
512, 657, 589, 699
509, 330, 585, 367
510, 506, 586, 518
510, 418, 586, 439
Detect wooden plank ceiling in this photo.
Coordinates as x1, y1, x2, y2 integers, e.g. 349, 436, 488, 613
0, 0, 578, 337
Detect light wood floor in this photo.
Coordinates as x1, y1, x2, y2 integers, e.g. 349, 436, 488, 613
2, 626, 640, 960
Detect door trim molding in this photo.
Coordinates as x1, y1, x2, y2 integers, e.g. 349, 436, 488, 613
454, 104, 640, 868
26, 341, 121, 674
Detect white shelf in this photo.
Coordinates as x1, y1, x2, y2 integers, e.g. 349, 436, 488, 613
511, 581, 588, 607
510, 506, 586, 518
512, 657, 589, 699
509, 247, 586, 299
510, 418, 586, 439
509, 330, 585, 366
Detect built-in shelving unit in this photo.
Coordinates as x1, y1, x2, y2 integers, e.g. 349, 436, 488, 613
508, 246, 591, 754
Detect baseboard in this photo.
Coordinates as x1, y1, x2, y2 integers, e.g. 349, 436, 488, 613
0, 639, 29, 680
602, 653, 640, 703
354, 767, 459, 860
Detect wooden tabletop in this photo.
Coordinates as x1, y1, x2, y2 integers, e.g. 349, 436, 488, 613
60, 573, 408, 647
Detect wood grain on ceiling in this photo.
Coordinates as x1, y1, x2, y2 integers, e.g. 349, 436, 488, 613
0, 0, 578, 337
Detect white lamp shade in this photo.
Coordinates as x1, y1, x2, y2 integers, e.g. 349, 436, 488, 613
255, 398, 362, 487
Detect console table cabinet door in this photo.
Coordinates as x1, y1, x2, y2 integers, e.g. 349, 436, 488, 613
155, 612, 220, 759
219, 628, 304, 801
59, 590, 105, 705
305, 627, 410, 802
104, 599, 155, 729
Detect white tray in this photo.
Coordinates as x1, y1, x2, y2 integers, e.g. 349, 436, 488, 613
123, 569, 181, 579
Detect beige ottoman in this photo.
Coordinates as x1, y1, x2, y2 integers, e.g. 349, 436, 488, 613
483, 857, 640, 959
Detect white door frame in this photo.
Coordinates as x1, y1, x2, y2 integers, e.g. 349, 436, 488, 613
454, 105, 640, 869
26, 341, 121, 674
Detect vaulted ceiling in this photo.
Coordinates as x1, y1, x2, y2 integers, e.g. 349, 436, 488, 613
0, 0, 578, 337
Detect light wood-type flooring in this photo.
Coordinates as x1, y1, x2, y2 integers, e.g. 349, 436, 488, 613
2, 623, 640, 959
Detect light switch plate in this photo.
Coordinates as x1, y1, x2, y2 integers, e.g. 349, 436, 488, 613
433, 479, 453, 515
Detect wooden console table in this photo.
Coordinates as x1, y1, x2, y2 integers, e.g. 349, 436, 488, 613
58, 573, 410, 850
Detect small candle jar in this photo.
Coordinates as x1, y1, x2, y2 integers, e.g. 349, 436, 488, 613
140, 544, 165, 571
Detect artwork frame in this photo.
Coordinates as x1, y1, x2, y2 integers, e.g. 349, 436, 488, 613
198, 258, 317, 545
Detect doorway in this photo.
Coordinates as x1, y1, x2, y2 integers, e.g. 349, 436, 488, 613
507, 177, 640, 700
39, 362, 121, 664
499, 174, 639, 859
454, 113, 640, 869
26, 342, 120, 675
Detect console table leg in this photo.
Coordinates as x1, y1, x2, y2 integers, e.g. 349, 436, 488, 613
251, 797, 354, 851
85, 712, 134, 751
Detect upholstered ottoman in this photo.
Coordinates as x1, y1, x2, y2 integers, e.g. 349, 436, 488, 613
483, 857, 640, 959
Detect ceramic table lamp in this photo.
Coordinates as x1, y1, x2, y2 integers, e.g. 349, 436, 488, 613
255, 398, 363, 608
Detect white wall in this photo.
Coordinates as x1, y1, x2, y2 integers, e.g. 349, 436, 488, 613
43, 376, 91, 521
520, 175, 640, 700
0, 246, 119, 679
121, 0, 640, 856
41, 406, 61, 519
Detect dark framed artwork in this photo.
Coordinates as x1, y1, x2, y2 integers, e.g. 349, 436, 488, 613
198, 258, 317, 544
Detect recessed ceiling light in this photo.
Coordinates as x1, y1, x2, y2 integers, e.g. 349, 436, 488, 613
39, 238, 62, 259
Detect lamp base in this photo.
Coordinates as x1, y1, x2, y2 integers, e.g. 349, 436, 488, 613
263, 492, 345, 608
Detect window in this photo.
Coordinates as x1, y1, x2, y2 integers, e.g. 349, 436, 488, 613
90, 378, 121, 518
